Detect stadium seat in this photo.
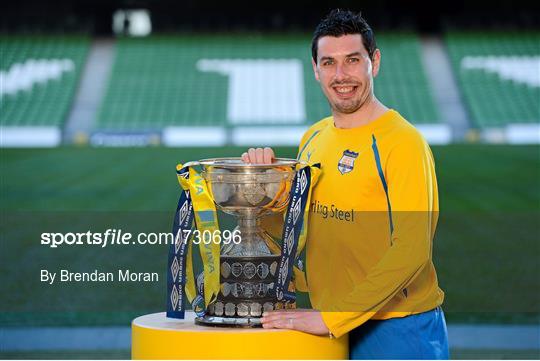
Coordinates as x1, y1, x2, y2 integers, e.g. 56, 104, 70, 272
0, 36, 90, 127
445, 32, 540, 128
97, 33, 440, 130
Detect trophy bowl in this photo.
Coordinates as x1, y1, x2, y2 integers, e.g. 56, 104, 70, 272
194, 157, 299, 327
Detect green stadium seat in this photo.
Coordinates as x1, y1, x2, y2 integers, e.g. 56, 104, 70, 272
97, 33, 440, 130
445, 31, 540, 128
0, 35, 90, 127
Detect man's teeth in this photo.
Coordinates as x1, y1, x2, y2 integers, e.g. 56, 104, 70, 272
335, 86, 354, 93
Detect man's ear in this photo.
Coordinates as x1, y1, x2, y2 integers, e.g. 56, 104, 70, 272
312, 58, 320, 82
372, 48, 381, 78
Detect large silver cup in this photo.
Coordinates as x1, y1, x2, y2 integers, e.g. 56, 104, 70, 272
192, 157, 299, 327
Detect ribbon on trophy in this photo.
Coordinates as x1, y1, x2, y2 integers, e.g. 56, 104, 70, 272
167, 163, 220, 319
275, 163, 320, 302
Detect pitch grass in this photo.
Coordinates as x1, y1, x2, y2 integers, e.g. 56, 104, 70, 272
0, 145, 539, 326
2, 349, 539, 359
1, 145, 539, 212
1, 349, 539, 360
0, 350, 131, 360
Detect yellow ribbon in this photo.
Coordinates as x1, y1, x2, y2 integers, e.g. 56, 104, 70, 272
176, 163, 220, 310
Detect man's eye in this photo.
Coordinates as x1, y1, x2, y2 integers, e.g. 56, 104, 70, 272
322, 60, 334, 66
348, 57, 360, 63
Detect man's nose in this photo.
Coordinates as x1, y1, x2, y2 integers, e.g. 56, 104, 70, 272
334, 63, 348, 82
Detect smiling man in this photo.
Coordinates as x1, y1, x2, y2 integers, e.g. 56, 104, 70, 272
242, 9, 449, 359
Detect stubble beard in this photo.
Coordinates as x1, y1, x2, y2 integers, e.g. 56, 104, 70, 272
332, 97, 363, 114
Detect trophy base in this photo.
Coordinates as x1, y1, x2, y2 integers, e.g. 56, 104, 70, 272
195, 315, 262, 328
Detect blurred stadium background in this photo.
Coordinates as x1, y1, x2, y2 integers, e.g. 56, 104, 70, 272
0, 0, 539, 359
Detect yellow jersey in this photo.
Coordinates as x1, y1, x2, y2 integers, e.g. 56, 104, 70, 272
297, 109, 444, 338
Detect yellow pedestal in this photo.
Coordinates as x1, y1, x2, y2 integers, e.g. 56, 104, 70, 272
132, 312, 348, 359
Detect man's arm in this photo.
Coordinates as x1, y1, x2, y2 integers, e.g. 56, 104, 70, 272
321, 134, 439, 337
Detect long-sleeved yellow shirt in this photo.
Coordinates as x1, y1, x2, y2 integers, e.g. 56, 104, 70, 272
297, 109, 444, 338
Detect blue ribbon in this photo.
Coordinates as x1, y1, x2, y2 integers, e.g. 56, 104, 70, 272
275, 166, 312, 302
166, 166, 195, 319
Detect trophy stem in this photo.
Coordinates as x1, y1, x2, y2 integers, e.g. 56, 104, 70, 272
237, 215, 259, 233
219, 212, 280, 257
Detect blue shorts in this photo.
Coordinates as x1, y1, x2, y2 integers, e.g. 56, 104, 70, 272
349, 307, 449, 360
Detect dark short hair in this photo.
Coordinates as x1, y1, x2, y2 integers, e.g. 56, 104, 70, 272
311, 9, 377, 63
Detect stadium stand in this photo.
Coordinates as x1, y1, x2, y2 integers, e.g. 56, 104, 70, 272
0, 33, 450, 146
0, 36, 89, 126
375, 33, 440, 124
446, 32, 540, 130
97, 34, 441, 135
98, 35, 327, 131
0, 36, 89, 146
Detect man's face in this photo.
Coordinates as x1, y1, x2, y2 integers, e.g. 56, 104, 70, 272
312, 34, 380, 114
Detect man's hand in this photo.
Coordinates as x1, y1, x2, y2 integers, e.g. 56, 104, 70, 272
260, 309, 330, 336
241, 147, 275, 164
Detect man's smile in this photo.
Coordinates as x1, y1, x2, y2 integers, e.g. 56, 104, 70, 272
332, 84, 358, 98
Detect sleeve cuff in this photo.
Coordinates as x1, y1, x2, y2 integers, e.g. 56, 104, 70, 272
320, 311, 375, 338
320, 312, 348, 339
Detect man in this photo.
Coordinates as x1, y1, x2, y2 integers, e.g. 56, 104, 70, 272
242, 9, 449, 359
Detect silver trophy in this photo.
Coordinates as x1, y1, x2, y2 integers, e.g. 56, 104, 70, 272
191, 157, 299, 327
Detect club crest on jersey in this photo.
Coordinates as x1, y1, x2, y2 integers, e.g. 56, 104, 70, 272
337, 149, 359, 175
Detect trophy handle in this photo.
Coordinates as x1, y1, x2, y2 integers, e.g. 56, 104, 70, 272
182, 160, 200, 168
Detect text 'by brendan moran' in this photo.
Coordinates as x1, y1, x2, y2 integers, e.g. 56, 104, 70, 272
40, 269, 159, 284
